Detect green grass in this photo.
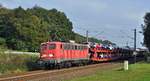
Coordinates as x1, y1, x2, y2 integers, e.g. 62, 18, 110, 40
69, 63, 150, 81
0, 50, 38, 75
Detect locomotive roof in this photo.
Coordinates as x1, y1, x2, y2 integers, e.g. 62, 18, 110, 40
41, 41, 88, 46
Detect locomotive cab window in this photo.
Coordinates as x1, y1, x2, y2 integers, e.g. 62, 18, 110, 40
60, 44, 63, 49
41, 44, 47, 50
75, 45, 77, 50
49, 44, 56, 49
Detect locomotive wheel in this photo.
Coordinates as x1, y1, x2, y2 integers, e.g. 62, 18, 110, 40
63, 62, 69, 68
44, 63, 54, 70
78, 62, 83, 66
44, 63, 50, 70
82, 61, 88, 66
66, 62, 72, 68
56, 63, 63, 69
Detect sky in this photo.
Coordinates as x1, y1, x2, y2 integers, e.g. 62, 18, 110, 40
0, 0, 149, 48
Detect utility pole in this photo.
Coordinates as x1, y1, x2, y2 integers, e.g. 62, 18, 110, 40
134, 29, 136, 51
86, 30, 89, 43
133, 28, 137, 63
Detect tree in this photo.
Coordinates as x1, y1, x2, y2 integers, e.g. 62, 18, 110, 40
143, 13, 150, 51
0, 6, 75, 51
0, 6, 113, 52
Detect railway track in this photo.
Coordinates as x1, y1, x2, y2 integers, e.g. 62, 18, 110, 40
0, 62, 122, 81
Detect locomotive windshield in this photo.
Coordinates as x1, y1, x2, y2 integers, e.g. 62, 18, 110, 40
49, 44, 56, 49
41, 44, 47, 50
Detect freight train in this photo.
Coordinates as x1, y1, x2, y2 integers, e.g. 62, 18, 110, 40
37, 41, 133, 69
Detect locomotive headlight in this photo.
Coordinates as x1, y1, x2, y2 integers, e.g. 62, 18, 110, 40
49, 54, 54, 57
41, 54, 47, 58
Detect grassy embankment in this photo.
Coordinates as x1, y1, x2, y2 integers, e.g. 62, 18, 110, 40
0, 49, 38, 75
69, 62, 150, 81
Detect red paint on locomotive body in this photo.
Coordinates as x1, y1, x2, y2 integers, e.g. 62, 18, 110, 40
40, 41, 89, 65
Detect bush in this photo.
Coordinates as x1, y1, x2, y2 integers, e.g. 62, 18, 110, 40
0, 50, 38, 75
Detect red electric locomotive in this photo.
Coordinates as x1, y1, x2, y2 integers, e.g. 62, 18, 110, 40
39, 41, 89, 68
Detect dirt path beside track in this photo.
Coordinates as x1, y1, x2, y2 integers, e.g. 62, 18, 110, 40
0, 62, 122, 81
30, 63, 122, 81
